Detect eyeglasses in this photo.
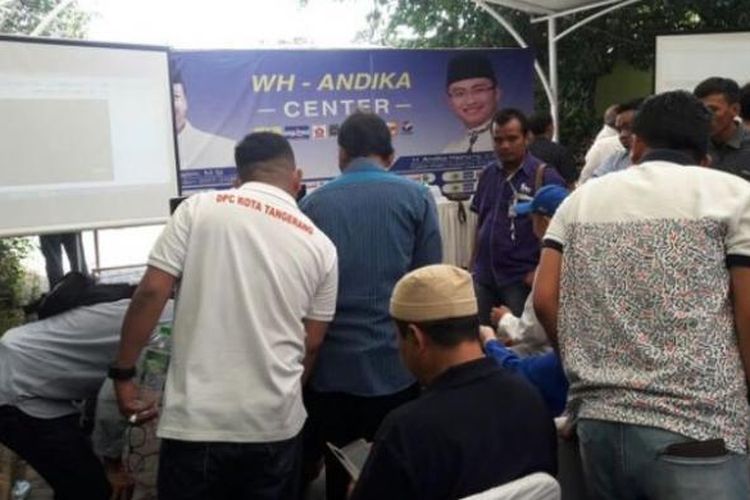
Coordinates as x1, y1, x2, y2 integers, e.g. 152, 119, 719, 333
448, 85, 496, 100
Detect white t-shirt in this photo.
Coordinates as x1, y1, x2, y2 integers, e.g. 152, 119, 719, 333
149, 182, 338, 443
545, 158, 750, 453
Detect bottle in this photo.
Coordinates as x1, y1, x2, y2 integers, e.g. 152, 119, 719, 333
138, 324, 172, 406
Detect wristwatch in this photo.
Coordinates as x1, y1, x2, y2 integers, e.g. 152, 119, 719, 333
107, 364, 136, 381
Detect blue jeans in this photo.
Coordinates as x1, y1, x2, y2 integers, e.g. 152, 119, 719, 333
158, 433, 302, 500
577, 419, 750, 500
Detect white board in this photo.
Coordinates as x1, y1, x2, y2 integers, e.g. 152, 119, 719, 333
655, 32, 750, 93
0, 36, 178, 237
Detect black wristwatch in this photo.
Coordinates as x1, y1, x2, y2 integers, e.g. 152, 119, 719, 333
107, 364, 136, 381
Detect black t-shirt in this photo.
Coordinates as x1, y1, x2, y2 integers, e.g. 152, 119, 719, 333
351, 357, 557, 500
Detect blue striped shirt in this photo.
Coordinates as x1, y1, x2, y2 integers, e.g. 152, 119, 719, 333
300, 159, 442, 396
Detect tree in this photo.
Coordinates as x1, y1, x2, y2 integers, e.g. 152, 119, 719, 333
0, 0, 91, 334
362, 0, 750, 155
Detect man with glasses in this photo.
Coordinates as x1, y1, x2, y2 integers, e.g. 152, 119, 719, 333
442, 52, 501, 154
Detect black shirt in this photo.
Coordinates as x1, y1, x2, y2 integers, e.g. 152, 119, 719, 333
529, 137, 577, 184
351, 357, 557, 500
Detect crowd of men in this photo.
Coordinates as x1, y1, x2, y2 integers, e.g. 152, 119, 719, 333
3, 72, 750, 500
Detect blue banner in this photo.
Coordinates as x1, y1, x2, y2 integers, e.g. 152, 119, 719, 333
171, 48, 534, 194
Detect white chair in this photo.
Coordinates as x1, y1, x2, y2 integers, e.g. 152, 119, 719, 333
460, 472, 561, 500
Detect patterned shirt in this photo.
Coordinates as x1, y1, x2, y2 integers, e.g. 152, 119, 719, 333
544, 149, 750, 453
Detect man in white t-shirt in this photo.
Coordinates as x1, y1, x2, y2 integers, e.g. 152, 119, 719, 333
112, 132, 338, 499
535, 91, 750, 499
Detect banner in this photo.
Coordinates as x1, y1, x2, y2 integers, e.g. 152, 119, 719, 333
171, 48, 534, 194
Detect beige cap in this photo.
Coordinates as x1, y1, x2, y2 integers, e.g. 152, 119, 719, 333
390, 264, 478, 322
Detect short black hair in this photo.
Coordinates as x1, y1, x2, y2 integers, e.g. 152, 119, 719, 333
395, 315, 480, 348
529, 112, 552, 136
234, 132, 295, 181
694, 77, 740, 104
338, 111, 394, 160
616, 97, 645, 115
741, 82, 750, 121
493, 108, 529, 135
632, 91, 711, 163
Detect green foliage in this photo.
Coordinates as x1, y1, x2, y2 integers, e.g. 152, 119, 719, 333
0, 0, 90, 38
0, 238, 32, 334
362, 0, 750, 155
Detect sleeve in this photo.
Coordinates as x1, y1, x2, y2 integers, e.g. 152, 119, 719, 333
726, 191, 750, 267
484, 339, 522, 372
469, 166, 489, 214
350, 424, 416, 500
411, 189, 443, 269
305, 248, 339, 321
499, 295, 547, 344
147, 195, 196, 277
542, 194, 574, 252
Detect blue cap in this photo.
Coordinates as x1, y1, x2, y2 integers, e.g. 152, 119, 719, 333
515, 185, 569, 216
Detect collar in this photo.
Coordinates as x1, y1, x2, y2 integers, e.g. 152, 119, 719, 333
495, 152, 538, 177
238, 181, 297, 206
467, 118, 493, 136
425, 357, 498, 394
343, 157, 387, 175
639, 148, 696, 166
726, 124, 749, 150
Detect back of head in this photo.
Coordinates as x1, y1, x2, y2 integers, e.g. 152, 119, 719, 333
529, 112, 553, 136
616, 97, 645, 115
390, 264, 479, 347
741, 82, 750, 122
632, 91, 710, 163
694, 77, 740, 104
493, 108, 529, 135
603, 104, 619, 128
337, 111, 394, 163
445, 52, 498, 88
234, 132, 295, 183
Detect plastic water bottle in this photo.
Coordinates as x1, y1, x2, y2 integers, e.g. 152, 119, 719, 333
138, 324, 172, 405
124, 323, 172, 499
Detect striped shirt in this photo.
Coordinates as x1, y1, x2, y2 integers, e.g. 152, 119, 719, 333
300, 159, 442, 396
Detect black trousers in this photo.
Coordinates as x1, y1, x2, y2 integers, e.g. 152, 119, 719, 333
474, 279, 531, 325
302, 384, 421, 500
39, 232, 88, 289
158, 432, 303, 500
0, 405, 111, 500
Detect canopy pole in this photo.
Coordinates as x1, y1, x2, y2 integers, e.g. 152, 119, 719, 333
472, 0, 557, 134
548, 17, 559, 141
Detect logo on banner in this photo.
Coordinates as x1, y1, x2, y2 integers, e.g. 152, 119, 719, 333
283, 125, 311, 140
401, 121, 414, 135
387, 121, 399, 137
328, 124, 340, 137
311, 125, 328, 139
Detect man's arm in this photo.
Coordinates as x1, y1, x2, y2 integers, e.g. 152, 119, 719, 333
731, 266, 750, 385
533, 247, 563, 351
114, 266, 175, 422
302, 319, 329, 385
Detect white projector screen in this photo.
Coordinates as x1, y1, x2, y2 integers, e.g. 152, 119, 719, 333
655, 32, 750, 93
0, 36, 178, 237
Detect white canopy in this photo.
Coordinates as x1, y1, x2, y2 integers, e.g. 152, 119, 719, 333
471, 0, 643, 138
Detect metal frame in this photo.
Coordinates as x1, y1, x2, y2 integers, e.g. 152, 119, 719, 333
472, 0, 642, 139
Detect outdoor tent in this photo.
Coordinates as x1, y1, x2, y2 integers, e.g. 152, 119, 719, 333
471, 0, 642, 137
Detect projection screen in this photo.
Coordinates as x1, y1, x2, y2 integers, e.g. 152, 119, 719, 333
655, 32, 750, 93
0, 36, 178, 237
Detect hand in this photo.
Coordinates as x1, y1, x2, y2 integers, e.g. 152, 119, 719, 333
114, 379, 158, 425
479, 326, 496, 346
490, 306, 511, 326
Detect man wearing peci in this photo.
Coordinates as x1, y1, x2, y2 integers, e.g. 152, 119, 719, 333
442, 52, 501, 154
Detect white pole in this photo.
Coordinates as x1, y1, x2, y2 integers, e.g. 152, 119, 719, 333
548, 17, 559, 141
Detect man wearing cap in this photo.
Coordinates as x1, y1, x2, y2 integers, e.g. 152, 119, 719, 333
350, 264, 557, 500
442, 52, 501, 154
